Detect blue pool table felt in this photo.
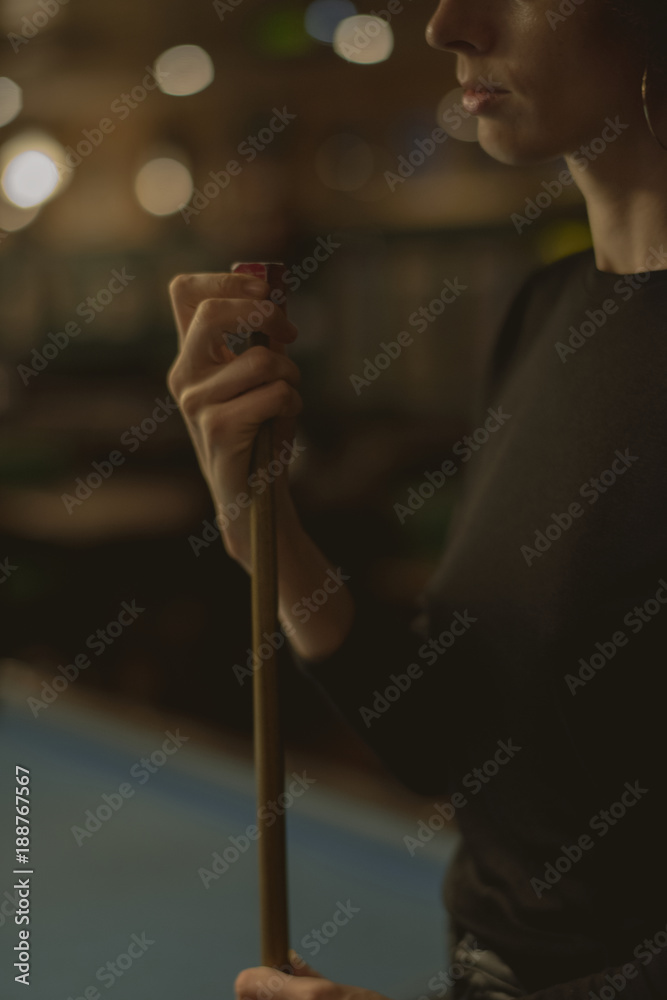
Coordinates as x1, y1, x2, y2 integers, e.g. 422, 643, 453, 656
0, 687, 457, 1000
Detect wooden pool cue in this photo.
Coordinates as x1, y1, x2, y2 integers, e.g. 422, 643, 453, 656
231, 261, 290, 970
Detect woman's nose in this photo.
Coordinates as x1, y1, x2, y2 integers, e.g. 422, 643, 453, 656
425, 0, 483, 54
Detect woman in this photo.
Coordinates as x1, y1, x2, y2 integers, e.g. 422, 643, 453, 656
166, 0, 667, 995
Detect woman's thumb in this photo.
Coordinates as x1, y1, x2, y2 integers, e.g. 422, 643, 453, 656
288, 949, 324, 977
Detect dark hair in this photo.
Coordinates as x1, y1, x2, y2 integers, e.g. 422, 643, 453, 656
603, 0, 667, 80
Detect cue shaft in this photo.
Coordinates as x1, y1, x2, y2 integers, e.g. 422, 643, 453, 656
231, 262, 289, 970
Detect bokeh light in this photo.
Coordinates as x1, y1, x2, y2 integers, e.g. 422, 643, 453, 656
436, 88, 480, 143
537, 220, 593, 264
333, 15, 394, 64
315, 133, 374, 191
2, 150, 60, 207
0, 130, 71, 205
134, 158, 194, 216
1, 0, 62, 32
154, 45, 215, 97
252, 4, 314, 57
305, 0, 357, 43
0, 77, 22, 127
0, 198, 39, 231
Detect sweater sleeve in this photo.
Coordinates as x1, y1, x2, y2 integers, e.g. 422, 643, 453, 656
521, 949, 666, 999
286, 583, 452, 797
285, 264, 551, 799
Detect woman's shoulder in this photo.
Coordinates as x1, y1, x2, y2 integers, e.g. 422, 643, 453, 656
481, 248, 594, 399
517, 246, 595, 307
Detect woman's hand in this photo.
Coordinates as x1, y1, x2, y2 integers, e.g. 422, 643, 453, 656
234, 950, 394, 1000
167, 270, 303, 571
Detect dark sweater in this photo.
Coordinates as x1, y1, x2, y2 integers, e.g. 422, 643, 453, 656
287, 247, 667, 997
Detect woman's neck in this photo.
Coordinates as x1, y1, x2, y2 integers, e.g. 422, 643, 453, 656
565, 115, 667, 275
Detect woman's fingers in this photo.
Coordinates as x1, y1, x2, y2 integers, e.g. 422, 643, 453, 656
234, 964, 390, 1000
169, 295, 297, 388
166, 267, 303, 570
170, 345, 301, 414
287, 950, 325, 977
235, 965, 332, 1000
168, 271, 270, 343
196, 379, 304, 446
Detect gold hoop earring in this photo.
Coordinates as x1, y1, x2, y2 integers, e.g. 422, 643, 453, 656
642, 63, 667, 151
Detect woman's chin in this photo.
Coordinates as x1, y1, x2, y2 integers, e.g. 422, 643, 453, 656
477, 125, 563, 167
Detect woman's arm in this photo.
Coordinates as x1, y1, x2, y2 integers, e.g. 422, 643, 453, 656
520, 947, 665, 999
233, 491, 357, 663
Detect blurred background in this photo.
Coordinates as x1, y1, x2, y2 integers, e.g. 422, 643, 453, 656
0, 1, 593, 997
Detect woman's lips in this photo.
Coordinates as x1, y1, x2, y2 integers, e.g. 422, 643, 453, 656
462, 88, 510, 114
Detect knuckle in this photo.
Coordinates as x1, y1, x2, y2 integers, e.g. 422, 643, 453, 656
198, 297, 222, 323
179, 385, 203, 421
258, 299, 277, 319
303, 983, 334, 1000
287, 358, 302, 385
245, 345, 275, 379
216, 273, 236, 296
201, 404, 228, 440
168, 273, 191, 299
166, 361, 181, 397
272, 378, 293, 405
233, 971, 249, 996
274, 380, 303, 417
